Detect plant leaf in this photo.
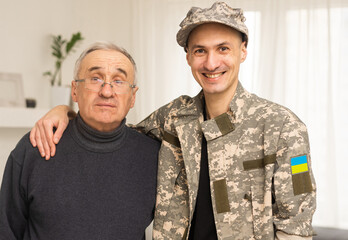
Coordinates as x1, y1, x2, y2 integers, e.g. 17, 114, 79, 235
43, 71, 52, 76
46, 32, 84, 86
66, 32, 84, 54
51, 35, 66, 59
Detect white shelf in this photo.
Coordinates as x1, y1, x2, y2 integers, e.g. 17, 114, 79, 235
0, 107, 49, 128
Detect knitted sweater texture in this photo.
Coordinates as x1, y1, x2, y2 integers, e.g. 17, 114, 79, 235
0, 114, 160, 240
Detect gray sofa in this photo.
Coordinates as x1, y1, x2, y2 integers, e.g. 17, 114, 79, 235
313, 227, 348, 240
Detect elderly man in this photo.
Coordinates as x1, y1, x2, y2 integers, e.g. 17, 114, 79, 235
0, 42, 160, 239
29, 2, 316, 240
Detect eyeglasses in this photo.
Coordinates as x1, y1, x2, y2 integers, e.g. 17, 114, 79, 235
75, 78, 136, 94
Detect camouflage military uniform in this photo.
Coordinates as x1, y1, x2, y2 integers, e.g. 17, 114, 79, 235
136, 82, 316, 240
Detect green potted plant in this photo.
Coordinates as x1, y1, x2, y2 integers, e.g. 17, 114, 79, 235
44, 32, 84, 106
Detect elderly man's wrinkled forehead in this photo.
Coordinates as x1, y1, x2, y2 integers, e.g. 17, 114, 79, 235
77, 49, 135, 81
73, 42, 137, 83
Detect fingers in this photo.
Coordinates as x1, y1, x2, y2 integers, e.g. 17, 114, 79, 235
53, 120, 67, 144
50, 122, 66, 157
29, 126, 37, 147
28, 105, 73, 160
37, 119, 52, 160
30, 118, 54, 160
43, 118, 58, 160
32, 120, 47, 158
43, 119, 69, 158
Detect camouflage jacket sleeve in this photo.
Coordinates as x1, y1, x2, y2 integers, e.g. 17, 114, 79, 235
272, 112, 316, 237
133, 95, 194, 141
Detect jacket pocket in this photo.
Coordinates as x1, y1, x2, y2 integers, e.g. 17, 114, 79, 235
244, 155, 276, 239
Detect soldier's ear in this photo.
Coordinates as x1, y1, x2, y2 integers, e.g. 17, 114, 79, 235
186, 50, 192, 67
240, 42, 247, 62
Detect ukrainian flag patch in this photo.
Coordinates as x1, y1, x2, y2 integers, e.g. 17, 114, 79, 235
291, 155, 308, 174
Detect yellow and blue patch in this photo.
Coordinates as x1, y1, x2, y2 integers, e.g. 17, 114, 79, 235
291, 155, 308, 174
291, 154, 313, 195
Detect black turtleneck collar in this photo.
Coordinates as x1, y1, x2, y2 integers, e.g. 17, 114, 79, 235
70, 112, 127, 153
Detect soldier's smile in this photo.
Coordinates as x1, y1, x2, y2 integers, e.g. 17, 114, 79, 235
202, 72, 226, 79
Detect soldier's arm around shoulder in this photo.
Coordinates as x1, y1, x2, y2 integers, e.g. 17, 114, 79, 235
273, 110, 316, 239
133, 95, 192, 141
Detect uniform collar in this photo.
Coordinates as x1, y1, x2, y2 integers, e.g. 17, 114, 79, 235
198, 82, 253, 141
175, 81, 251, 124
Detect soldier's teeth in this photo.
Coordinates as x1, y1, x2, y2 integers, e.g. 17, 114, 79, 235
205, 73, 222, 78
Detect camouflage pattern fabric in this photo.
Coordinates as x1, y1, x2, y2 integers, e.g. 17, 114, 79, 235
176, 2, 249, 48
135, 82, 316, 240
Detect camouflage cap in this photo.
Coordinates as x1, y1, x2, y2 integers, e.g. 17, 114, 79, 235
176, 1, 249, 48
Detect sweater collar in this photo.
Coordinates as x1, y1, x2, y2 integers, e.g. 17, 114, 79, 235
71, 113, 127, 152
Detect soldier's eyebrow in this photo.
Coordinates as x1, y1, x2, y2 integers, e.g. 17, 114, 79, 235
190, 44, 205, 50
217, 42, 230, 47
190, 41, 232, 50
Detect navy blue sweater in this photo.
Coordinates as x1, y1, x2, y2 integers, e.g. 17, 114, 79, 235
0, 114, 160, 240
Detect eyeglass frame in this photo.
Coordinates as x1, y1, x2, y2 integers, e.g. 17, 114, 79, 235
74, 78, 137, 94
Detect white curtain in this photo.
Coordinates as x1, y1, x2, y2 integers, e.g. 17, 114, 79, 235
130, 0, 348, 229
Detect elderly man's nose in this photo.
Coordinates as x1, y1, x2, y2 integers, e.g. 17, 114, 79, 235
99, 82, 114, 97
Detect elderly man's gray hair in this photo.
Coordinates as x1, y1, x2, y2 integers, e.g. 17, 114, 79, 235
73, 41, 137, 84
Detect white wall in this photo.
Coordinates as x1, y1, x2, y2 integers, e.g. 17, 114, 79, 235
0, 0, 133, 109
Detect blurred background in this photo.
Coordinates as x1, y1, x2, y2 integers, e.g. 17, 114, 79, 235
0, 0, 347, 233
